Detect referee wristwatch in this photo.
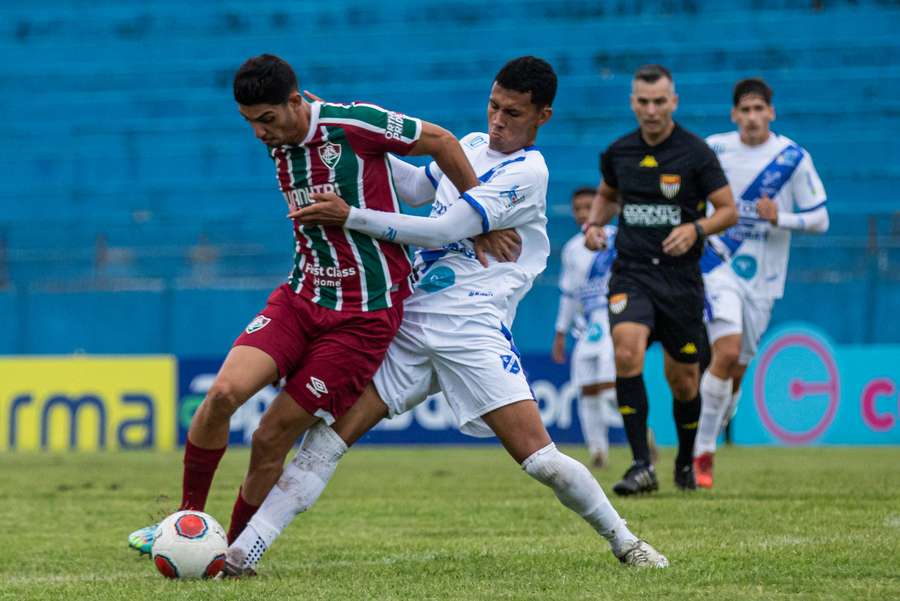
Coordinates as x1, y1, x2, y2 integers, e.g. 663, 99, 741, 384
693, 221, 706, 240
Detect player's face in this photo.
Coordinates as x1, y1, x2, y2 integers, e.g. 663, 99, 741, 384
732, 94, 775, 145
487, 83, 552, 154
572, 193, 593, 226
238, 93, 305, 146
630, 78, 678, 136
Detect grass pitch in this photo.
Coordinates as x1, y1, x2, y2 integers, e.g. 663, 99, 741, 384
1, 445, 898, 600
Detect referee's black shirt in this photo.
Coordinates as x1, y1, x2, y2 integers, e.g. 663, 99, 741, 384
600, 123, 728, 266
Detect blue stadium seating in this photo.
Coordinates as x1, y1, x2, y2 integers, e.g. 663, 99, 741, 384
1, 1, 898, 353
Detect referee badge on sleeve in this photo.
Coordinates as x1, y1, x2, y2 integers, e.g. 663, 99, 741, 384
610, 293, 628, 314
660, 174, 681, 200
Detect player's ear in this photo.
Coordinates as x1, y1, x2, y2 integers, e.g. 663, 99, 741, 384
770, 104, 776, 123
671, 93, 679, 112
730, 106, 738, 124
537, 105, 553, 127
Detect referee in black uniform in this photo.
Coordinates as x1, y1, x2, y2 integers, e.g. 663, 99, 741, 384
585, 65, 737, 495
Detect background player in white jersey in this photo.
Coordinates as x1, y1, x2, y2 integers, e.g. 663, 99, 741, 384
693, 78, 829, 488
553, 187, 626, 468
220, 57, 668, 576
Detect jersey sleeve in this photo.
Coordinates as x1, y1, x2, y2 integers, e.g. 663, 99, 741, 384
460, 161, 546, 233
695, 142, 729, 197
319, 102, 422, 156
790, 152, 827, 211
599, 148, 618, 189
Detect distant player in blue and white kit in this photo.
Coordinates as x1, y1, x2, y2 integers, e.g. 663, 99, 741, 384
693, 78, 829, 488
553, 187, 626, 468
219, 57, 668, 576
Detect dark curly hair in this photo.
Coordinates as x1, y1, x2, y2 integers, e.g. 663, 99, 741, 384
494, 56, 557, 108
233, 54, 298, 106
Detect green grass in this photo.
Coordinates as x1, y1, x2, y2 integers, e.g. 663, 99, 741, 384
1, 446, 898, 600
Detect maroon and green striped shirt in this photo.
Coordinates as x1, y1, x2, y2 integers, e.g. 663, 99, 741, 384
270, 101, 422, 312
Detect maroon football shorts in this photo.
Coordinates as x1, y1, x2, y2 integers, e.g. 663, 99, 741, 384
233, 284, 403, 423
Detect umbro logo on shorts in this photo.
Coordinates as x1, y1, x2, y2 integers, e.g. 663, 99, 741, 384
500, 354, 521, 374
306, 376, 329, 398
245, 315, 271, 334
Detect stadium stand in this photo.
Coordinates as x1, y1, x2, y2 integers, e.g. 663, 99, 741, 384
1, 0, 898, 353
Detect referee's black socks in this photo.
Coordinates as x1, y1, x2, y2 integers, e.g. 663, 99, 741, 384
673, 394, 701, 467
616, 374, 652, 465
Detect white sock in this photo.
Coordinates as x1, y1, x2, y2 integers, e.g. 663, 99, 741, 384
695, 371, 732, 456
229, 422, 348, 570
577, 392, 608, 456
522, 443, 638, 556
723, 387, 742, 428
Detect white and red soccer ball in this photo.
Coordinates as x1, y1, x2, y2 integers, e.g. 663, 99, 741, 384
151, 510, 227, 579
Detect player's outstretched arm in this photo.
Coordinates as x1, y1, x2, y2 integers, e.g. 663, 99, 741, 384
293, 191, 485, 248
407, 121, 479, 195
584, 182, 618, 250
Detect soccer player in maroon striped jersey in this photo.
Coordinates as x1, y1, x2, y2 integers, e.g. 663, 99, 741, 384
128, 53, 483, 554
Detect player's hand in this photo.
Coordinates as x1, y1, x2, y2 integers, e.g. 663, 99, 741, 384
474, 228, 521, 267
756, 194, 778, 225
552, 331, 567, 364
583, 224, 607, 250
662, 223, 698, 256
289, 192, 351, 226
303, 90, 324, 103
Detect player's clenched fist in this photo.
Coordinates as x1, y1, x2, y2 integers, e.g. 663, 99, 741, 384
289, 192, 351, 226
583, 223, 607, 250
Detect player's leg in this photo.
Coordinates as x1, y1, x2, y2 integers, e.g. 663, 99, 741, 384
127, 345, 279, 555
225, 390, 319, 544
224, 310, 429, 576
579, 382, 614, 468
481, 403, 665, 567
693, 277, 743, 487
661, 350, 700, 490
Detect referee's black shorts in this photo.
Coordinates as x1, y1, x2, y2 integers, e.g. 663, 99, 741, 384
607, 259, 705, 364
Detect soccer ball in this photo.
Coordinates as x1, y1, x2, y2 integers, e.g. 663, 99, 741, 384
151, 510, 227, 579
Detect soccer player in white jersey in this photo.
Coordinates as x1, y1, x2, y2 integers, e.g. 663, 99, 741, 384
553, 187, 625, 468
693, 78, 829, 488
219, 57, 668, 576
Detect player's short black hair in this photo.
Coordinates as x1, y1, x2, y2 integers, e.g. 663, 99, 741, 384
572, 186, 596, 199
233, 54, 298, 106
633, 64, 674, 85
494, 56, 557, 108
733, 77, 773, 106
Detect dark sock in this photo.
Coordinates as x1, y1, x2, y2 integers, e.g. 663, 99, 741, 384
673, 394, 701, 467
616, 374, 651, 464
227, 487, 261, 544
179, 440, 227, 511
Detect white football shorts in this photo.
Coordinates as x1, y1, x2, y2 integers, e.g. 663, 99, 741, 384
372, 311, 534, 438
570, 309, 615, 389
704, 269, 775, 365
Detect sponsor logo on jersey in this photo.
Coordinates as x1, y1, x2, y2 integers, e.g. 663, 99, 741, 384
283, 182, 341, 210
639, 155, 658, 168
304, 263, 357, 289
245, 315, 271, 334
500, 185, 522, 207
385, 111, 406, 141
500, 354, 521, 374
731, 254, 758, 280
660, 174, 681, 199
465, 135, 487, 149
417, 265, 456, 293
622, 204, 681, 226
609, 293, 628, 314
305, 376, 328, 399
679, 342, 698, 355
318, 142, 342, 169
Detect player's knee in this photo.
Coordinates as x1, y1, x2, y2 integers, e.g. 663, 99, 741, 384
205, 379, 245, 420
614, 345, 642, 373
713, 343, 741, 372
250, 425, 286, 472
669, 373, 698, 399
